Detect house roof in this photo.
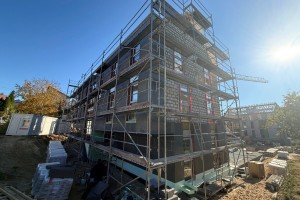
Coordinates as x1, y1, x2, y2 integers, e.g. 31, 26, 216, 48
0, 93, 6, 100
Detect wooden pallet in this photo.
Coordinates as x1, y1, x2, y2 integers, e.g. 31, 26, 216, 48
0, 186, 33, 200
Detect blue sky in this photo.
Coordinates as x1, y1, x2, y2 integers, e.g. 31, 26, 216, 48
0, 0, 299, 106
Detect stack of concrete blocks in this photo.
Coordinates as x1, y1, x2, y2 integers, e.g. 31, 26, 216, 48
46, 141, 67, 164
277, 151, 289, 159
248, 161, 265, 179
268, 159, 288, 176
283, 146, 293, 153
32, 162, 73, 199
31, 163, 74, 200
31, 141, 73, 200
265, 148, 278, 157
32, 162, 60, 196
34, 176, 73, 200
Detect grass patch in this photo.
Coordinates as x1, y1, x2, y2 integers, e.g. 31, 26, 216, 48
277, 159, 300, 200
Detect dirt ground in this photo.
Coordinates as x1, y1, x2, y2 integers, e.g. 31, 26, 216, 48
211, 157, 274, 200
1, 135, 300, 200
212, 154, 300, 200
0, 135, 48, 194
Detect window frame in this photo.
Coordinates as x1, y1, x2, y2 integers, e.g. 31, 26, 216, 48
174, 50, 183, 73
111, 62, 118, 78
128, 76, 139, 105
126, 112, 136, 123
21, 119, 31, 128
179, 84, 191, 112
206, 92, 213, 115
131, 44, 141, 64
106, 114, 112, 124
108, 87, 115, 109
204, 68, 211, 85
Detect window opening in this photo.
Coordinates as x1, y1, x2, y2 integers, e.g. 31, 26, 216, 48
108, 87, 115, 109
179, 84, 190, 112
174, 51, 183, 73
22, 119, 31, 128
131, 44, 141, 64
126, 112, 136, 123
128, 76, 138, 104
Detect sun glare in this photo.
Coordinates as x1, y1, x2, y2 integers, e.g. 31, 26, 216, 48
270, 45, 299, 62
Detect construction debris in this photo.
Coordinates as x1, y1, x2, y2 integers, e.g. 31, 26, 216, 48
266, 174, 284, 192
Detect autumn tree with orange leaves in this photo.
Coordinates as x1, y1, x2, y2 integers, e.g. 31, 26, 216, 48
15, 79, 66, 117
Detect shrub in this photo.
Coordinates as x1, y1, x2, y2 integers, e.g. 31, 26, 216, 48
0, 120, 9, 135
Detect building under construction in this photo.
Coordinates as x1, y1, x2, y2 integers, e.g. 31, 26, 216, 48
227, 103, 283, 145
65, 0, 244, 199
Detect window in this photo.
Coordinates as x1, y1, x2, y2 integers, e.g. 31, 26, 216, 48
174, 51, 183, 73
184, 160, 192, 179
106, 114, 112, 123
128, 76, 138, 104
204, 68, 211, 85
252, 130, 256, 138
259, 120, 266, 129
98, 92, 103, 100
242, 121, 247, 129
126, 112, 136, 123
251, 121, 254, 129
108, 87, 115, 109
111, 62, 118, 78
206, 92, 213, 114
183, 139, 191, 153
91, 81, 97, 91
244, 130, 248, 136
131, 44, 141, 64
22, 119, 31, 128
260, 129, 269, 139
179, 84, 191, 112
182, 122, 191, 137
86, 120, 92, 135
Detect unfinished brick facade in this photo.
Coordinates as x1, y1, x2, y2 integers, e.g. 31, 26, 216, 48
66, 0, 238, 197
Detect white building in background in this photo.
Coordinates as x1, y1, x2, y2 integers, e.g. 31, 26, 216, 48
228, 103, 280, 144
6, 113, 58, 136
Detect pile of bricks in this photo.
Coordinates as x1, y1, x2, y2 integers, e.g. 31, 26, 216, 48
32, 141, 73, 200
268, 159, 287, 176
46, 141, 67, 164
265, 148, 278, 157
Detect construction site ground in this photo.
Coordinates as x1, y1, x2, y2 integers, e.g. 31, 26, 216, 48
1, 135, 300, 200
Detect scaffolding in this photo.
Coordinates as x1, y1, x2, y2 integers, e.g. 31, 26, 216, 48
64, 0, 246, 199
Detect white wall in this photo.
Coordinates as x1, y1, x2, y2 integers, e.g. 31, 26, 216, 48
39, 116, 58, 135
6, 114, 34, 136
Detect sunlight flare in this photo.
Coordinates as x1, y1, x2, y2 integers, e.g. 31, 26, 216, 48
270, 45, 299, 62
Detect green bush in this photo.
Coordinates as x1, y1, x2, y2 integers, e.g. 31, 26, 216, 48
0, 120, 9, 135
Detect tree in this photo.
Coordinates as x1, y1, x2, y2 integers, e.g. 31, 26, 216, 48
4, 91, 15, 116
0, 98, 5, 115
267, 92, 300, 140
15, 79, 66, 117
